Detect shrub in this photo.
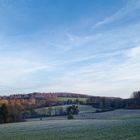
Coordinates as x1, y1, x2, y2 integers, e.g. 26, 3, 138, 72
67, 113, 74, 120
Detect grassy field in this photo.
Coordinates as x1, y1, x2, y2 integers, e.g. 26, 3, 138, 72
76, 109, 140, 119
58, 97, 87, 102
35, 105, 96, 115
0, 110, 140, 140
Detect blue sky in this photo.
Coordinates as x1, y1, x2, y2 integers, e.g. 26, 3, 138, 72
0, 0, 140, 98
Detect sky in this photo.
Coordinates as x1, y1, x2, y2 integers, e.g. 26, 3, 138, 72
0, 0, 140, 98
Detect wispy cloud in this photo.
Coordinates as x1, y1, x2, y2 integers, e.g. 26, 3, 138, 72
92, 0, 140, 30
0, 55, 50, 86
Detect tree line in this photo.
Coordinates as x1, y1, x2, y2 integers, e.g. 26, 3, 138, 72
0, 91, 140, 123
86, 91, 140, 110
0, 104, 23, 123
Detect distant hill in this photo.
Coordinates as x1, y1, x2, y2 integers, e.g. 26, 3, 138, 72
0, 92, 91, 101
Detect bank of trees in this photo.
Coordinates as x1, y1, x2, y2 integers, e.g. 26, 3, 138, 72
86, 97, 123, 110
0, 104, 23, 123
86, 91, 140, 110
124, 91, 140, 109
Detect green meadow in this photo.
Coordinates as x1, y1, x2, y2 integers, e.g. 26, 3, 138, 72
0, 109, 140, 140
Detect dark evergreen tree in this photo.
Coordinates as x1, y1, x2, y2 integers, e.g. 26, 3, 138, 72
0, 104, 8, 123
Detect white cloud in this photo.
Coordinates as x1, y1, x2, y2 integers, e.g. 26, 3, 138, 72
128, 46, 140, 58
36, 45, 140, 98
